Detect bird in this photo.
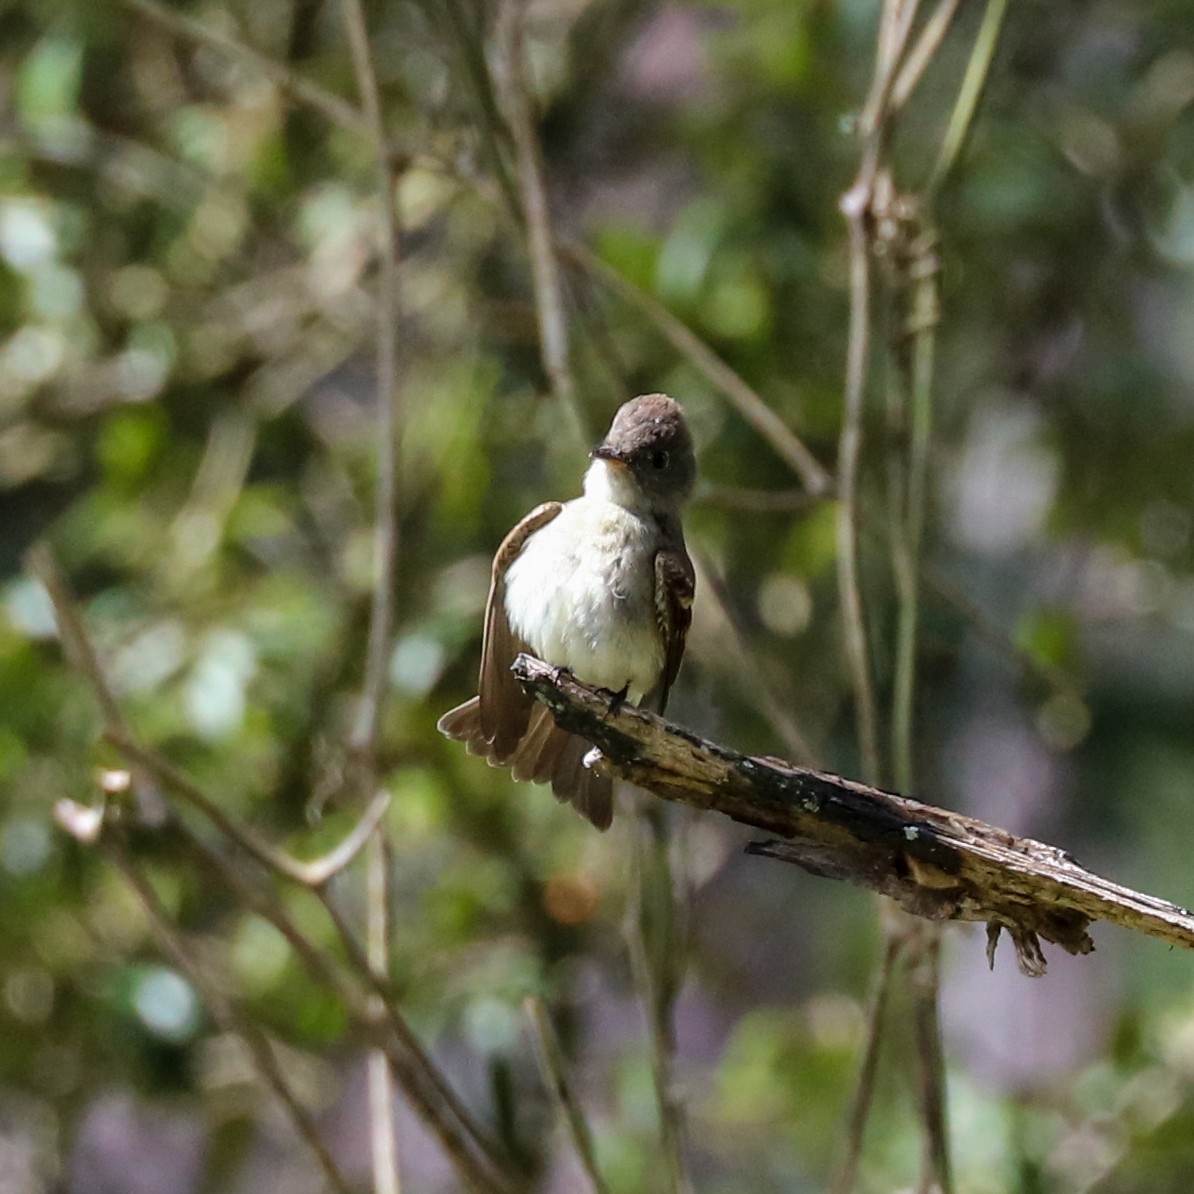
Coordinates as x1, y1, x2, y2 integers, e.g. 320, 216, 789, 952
437, 394, 697, 830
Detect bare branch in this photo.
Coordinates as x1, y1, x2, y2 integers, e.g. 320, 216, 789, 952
79, 782, 517, 1193
908, 926, 950, 1194
889, 234, 940, 793
523, 997, 610, 1194
699, 558, 821, 766
833, 0, 922, 790
829, 932, 902, 1194
338, 2, 407, 1188
113, 0, 371, 140
624, 809, 692, 1194
27, 546, 125, 730
303, 790, 393, 887
566, 243, 831, 496
493, 0, 588, 447
929, 0, 1011, 192
513, 655, 1194, 969
100, 726, 508, 1186
340, 0, 403, 764
98, 830, 355, 1194
365, 835, 401, 1194
104, 728, 385, 888
34, 546, 516, 1192
921, 564, 1079, 695
835, 185, 882, 787
891, 0, 963, 111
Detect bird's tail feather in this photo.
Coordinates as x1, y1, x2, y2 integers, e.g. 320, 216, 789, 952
551, 734, 613, 831
439, 696, 612, 830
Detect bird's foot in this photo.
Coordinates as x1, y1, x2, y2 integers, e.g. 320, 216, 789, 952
606, 682, 630, 715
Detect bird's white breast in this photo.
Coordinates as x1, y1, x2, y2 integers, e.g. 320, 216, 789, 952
503, 492, 663, 702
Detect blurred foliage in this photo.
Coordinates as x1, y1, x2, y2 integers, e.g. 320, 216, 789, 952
5, 0, 1194, 1191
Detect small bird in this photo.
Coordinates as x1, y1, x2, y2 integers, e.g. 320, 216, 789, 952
437, 394, 697, 830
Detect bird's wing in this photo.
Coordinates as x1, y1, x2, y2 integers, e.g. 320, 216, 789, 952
648, 538, 695, 716
479, 501, 564, 759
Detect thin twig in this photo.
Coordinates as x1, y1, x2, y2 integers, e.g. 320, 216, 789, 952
834, 10, 922, 1177
26, 547, 125, 730
830, 931, 902, 1194
928, 0, 1010, 193
523, 997, 611, 1194
494, 0, 588, 447
921, 564, 1079, 694
340, 0, 402, 764
624, 810, 692, 1194
891, 0, 963, 111
908, 926, 950, 1194
836, 198, 883, 790
113, 0, 371, 139
566, 243, 831, 496
304, 790, 394, 887
102, 727, 379, 888
34, 547, 515, 1192
100, 724, 506, 1181
836, 2, 944, 1186
864, 0, 921, 138
699, 557, 821, 766
338, 1, 406, 1189
834, 0, 916, 789
366, 834, 401, 1194
24, 546, 161, 822
890, 234, 939, 795
893, 193, 955, 1194
887, 228, 951, 1194
95, 830, 355, 1194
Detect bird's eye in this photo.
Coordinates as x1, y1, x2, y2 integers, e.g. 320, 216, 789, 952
651, 450, 669, 470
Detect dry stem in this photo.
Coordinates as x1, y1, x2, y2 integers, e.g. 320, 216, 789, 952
338, 1, 406, 1188
493, 0, 588, 447
523, 996, 610, 1194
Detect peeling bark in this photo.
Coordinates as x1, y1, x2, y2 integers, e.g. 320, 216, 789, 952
513, 654, 1194, 976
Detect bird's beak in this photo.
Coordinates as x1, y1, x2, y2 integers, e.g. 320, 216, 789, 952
591, 444, 630, 467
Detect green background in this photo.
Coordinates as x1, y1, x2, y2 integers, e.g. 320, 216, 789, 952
4, 0, 1194, 1190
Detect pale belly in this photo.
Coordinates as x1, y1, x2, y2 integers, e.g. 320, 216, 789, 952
503, 499, 662, 702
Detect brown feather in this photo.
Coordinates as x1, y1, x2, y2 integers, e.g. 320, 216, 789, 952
509, 705, 557, 783
551, 737, 613, 831
468, 701, 611, 829
478, 502, 563, 759
646, 536, 695, 715
437, 696, 482, 744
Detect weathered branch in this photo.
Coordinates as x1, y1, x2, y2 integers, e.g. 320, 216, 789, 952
512, 654, 1194, 976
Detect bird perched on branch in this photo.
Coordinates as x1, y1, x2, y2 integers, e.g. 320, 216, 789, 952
438, 394, 697, 830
